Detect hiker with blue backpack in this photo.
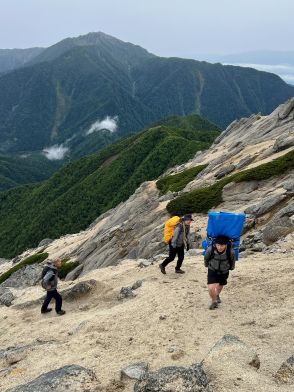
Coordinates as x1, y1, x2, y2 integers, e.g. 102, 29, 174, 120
204, 235, 235, 309
202, 211, 245, 310
41, 259, 66, 316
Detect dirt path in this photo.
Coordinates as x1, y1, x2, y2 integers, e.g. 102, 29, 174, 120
0, 252, 293, 391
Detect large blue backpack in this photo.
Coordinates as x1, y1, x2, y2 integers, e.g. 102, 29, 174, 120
202, 211, 246, 261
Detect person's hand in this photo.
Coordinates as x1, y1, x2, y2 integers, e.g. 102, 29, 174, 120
186, 244, 190, 251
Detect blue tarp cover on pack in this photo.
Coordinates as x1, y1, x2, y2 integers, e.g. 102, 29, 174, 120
207, 211, 246, 239
202, 211, 246, 260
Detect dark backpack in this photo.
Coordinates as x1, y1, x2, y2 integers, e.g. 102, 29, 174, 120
40, 266, 55, 289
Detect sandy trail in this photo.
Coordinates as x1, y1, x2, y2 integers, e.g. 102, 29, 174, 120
0, 252, 293, 391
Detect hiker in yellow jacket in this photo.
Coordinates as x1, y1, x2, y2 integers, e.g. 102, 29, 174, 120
160, 214, 193, 274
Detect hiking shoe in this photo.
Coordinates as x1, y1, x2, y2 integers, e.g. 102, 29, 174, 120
209, 302, 218, 310
175, 269, 185, 274
217, 295, 221, 304
56, 310, 66, 316
41, 308, 52, 314
159, 264, 166, 274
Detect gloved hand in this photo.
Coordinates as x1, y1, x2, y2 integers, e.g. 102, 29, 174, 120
186, 244, 190, 251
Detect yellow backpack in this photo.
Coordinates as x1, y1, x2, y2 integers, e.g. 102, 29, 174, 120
163, 216, 180, 244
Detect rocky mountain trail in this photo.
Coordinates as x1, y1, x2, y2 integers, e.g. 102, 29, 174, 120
0, 253, 293, 391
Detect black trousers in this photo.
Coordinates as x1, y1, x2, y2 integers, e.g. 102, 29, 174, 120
162, 242, 185, 270
41, 289, 62, 312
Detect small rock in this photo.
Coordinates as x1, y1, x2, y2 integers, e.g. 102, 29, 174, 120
159, 315, 167, 320
275, 355, 294, 384
0, 289, 15, 307
5, 350, 26, 365
121, 362, 148, 381
134, 364, 210, 392
68, 321, 87, 336
118, 287, 136, 300
138, 259, 151, 268
131, 280, 143, 290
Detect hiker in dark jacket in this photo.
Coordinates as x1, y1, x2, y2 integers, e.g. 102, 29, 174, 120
160, 214, 193, 274
41, 259, 66, 316
204, 235, 235, 310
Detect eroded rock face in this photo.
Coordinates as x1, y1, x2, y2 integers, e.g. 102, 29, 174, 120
134, 364, 211, 392
6, 365, 100, 392
262, 200, 294, 245
1, 264, 43, 289
244, 194, 287, 216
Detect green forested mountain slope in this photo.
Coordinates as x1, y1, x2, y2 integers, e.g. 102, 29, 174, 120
0, 154, 61, 191
0, 32, 293, 155
0, 115, 219, 258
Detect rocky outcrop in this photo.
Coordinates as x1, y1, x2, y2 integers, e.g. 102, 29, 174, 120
244, 193, 287, 216
1, 264, 43, 289
6, 365, 99, 392
134, 364, 211, 392
262, 199, 294, 244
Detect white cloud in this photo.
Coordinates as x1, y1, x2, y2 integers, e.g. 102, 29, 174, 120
86, 115, 118, 135
43, 144, 69, 160
225, 62, 294, 85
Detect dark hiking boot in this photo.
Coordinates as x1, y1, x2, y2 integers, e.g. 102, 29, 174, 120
41, 308, 52, 314
217, 295, 221, 304
56, 310, 66, 316
175, 269, 185, 274
209, 302, 218, 310
159, 264, 166, 274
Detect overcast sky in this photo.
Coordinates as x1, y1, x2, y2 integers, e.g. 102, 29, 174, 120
0, 0, 293, 57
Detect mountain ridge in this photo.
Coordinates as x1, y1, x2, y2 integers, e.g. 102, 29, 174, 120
0, 31, 293, 156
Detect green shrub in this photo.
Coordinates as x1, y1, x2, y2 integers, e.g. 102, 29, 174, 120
156, 165, 207, 194
0, 252, 48, 284
58, 259, 80, 280
167, 149, 294, 215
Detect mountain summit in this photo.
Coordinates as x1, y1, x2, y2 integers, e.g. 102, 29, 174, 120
0, 32, 293, 155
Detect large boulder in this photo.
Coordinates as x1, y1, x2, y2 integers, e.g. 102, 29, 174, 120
134, 364, 211, 392
202, 335, 260, 389
262, 200, 294, 245
6, 365, 99, 392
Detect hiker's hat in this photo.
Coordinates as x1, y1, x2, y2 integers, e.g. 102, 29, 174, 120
183, 214, 194, 221
215, 235, 229, 245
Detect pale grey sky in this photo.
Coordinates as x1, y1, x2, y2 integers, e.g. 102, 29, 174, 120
0, 0, 293, 56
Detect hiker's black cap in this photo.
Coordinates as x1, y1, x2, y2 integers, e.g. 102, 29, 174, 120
215, 235, 229, 245
183, 214, 194, 221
